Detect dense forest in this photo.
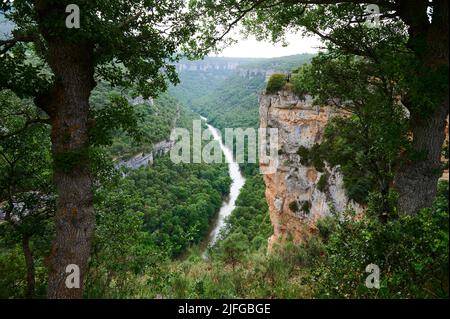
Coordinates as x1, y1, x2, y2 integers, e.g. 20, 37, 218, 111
0, 0, 449, 301
0, 83, 234, 297
170, 54, 313, 130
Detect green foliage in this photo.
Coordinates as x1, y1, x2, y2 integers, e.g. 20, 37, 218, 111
170, 55, 313, 132
316, 217, 336, 244
172, 72, 265, 130
367, 190, 399, 221
157, 178, 448, 299
320, 105, 407, 204
218, 232, 248, 270
0, 242, 49, 298
156, 248, 313, 299
2, 0, 448, 300
442, 140, 449, 170
0, 90, 52, 197
0, 246, 27, 298
317, 173, 329, 193
300, 201, 311, 215
193, 0, 447, 215
303, 56, 411, 205
214, 174, 272, 251
90, 83, 181, 160
1, 1, 207, 100
119, 156, 230, 257
288, 200, 311, 215
296, 146, 309, 164
296, 144, 325, 172
90, 94, 142, 148
86, 186, 167, 298
0, 84, 232, 297
291, 64, 314, 98
290, 56, 407, 205
313, 181, 449, 298
0, 89, 54, 298
289, 201, 300, 213
266, 73, 286, 94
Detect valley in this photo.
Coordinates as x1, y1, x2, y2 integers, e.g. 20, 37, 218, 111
1, 53, 448, 299
1, 1, 448, 301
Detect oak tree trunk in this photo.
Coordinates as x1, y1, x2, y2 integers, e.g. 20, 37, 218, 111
394, 0, 449, 214
32, 1, 96, 299
394, 101, 449, 214
41, 41, 96, 299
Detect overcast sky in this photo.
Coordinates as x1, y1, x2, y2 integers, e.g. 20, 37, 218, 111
214, 32, 324, 58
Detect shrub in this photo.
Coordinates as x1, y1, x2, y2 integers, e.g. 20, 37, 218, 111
296, 144, 325, 172
316, 216, 336, 243
291, 64, 314, 98
218, 232, 248, 270
313, 181, 449, 298
317, 173, 329, 193
310, 144, 325, 172
266, 73, 287, 93
297, 145, 310, 165
289, 201, 300, 212
300, 201, 311, 214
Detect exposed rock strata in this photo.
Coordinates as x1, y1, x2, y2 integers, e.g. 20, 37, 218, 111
259, 91, 362, 250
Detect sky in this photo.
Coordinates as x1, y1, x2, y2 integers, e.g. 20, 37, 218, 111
214, 32, 324, 58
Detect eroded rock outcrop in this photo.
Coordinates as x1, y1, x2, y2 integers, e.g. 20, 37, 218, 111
259, 91, 362, 250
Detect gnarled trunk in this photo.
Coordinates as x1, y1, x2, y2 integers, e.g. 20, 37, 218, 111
42, 42, 96, 299
394, 101, 449, 214
394, 0, 449, 214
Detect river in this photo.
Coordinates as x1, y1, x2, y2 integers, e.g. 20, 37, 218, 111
201, 116, 246, 250
117, 115, 246, 253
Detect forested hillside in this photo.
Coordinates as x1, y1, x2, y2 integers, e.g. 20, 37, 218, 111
170, 54, 313, 130
0, 83, 232, 298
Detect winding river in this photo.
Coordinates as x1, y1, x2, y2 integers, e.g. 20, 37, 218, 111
117, 115, 246, 253
201, 117, 246, 249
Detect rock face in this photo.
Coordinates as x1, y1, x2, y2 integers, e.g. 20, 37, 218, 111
117, 139, 175, 171
259, 90, 362, 250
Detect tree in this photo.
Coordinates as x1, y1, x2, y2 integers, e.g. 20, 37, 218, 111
86, 185, 165, 298
193, 0, 449, 215
292, 55, 409, 219
218, 232, 248, 271
1, 0, 200, 298
0, 90, 54, 298
266, 73, 287, 93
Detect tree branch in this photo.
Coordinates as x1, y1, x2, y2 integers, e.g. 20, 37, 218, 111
205, 0, 270, 50
0, 34, 37, 54
0, 118, 50, 141
291, 0, 397, 10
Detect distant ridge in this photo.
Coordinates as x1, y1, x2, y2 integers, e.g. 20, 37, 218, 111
175, 53, 315, 73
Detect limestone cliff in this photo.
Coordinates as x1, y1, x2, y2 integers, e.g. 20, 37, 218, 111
259, 91, 362, 250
